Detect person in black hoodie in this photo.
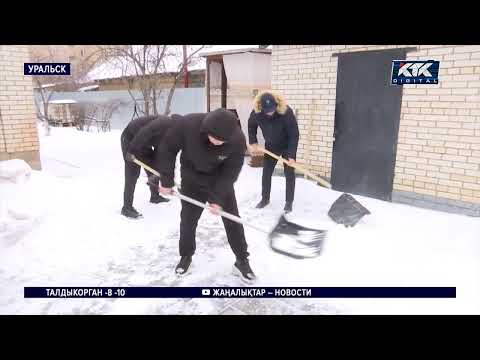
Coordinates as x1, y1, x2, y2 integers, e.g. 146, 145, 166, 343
120, 115, 174, 219
248, 91, 299, 213
155, 108, 256, 283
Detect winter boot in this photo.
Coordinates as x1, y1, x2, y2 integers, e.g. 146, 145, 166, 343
121, 206, 143, 219
284, 202, 293, 214
233, 258, 257, 284
175, 256, 192, 276
255, 198, 270, 209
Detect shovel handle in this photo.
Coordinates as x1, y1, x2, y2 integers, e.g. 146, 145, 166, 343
172, 191, 268, 234
173, 190, 241, 222
133, 158, 160, 176
257, 146, 332, 189
132, 156, 269, 235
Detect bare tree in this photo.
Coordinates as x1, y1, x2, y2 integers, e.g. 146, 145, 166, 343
96, 99, 124, 132
163, 45, 207, 115
30, 47, 63, 136
96, 45, 207, 117
30, 46, 101, 135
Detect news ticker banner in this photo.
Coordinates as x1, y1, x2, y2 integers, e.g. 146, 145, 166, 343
24, 287, 456, 299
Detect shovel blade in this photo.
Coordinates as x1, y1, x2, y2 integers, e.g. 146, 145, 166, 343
268, 215, 327, 259
328, 193, 371, 227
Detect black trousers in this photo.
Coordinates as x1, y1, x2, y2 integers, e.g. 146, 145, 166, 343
121, 134, 159, 208
262, 152, 296, 205
179, 181, 249, 260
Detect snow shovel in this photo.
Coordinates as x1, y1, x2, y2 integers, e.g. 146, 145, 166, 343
131, 156, 327, 259
256, 146, 370, 227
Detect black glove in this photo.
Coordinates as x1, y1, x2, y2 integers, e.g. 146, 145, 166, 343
125, 152, 136, 162
147, 174, 161, 187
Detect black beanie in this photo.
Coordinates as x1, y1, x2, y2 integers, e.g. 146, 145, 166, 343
202, 108, 239, 141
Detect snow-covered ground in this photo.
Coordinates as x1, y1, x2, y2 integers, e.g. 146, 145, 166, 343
0, 126, 479, 315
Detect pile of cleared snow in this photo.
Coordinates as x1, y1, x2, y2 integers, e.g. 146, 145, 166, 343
0, 160, 45, 246
0, 201, 39, 246
0, 159, 32, 183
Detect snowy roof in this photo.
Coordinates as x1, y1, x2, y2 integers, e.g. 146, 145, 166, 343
78, 85, 99, 92
199, 45, 271, 57
50, 99, 78, 104
84, 46, 207, 82
34, 83, 57, 89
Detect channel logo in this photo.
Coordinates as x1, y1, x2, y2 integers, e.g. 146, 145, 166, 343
391, 60, 440, 85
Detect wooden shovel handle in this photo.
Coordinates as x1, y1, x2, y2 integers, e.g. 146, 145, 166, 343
133, 157, 160, 176
257, 146, 332, 189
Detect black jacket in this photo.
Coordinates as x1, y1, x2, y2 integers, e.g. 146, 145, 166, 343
128, 115, 173, 156
158, 110, 246, 207
248, 93, 299, 159
121, 115, 157, 142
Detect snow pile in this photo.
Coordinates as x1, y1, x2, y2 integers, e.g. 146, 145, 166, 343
0, 159, 32, 183
0, 178, 45, 247
0, 159, 37, 246
0, 159, 56, 247
0, 204, 40, 247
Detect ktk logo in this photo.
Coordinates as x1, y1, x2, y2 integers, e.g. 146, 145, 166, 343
398, 62, 433, 77
391, 60, 440, 85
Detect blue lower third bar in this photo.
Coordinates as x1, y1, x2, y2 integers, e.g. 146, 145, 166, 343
23, 287, 456, 298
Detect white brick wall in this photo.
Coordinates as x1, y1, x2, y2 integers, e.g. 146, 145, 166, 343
0, 45, 39, 154
271, 45, 480, 204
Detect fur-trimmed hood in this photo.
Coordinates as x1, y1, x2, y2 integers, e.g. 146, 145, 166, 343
253, 90, 288, 115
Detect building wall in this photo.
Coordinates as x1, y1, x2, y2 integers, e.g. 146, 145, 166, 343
0, 45, 41, 169
210, 88, 266, 146
271, 45, 480, 209
207, 52, 272, 146
222, 52, 271, 89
